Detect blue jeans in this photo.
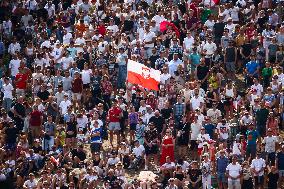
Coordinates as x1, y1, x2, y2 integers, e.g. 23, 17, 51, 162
3, 98, 12, 111
117, 65, 127, 89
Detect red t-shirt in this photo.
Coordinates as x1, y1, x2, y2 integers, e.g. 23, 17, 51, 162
97, 25, 106, 36
72, 78, 83, 93
15, 73, 28, 89
29, 110, 42, 126
108, 107, 122, 122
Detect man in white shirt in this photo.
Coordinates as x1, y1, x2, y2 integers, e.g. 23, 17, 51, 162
166, 53, 183, 76
190, 89, 204, 111
202, 36, 217, 58
263, 129, 278, 165
129, 140, 145, 169
23, 173, 37, 189
207, 102, 222, 124
106, 18, 119, 36
9, 54, 21, 79
250, 152, 266, 189
2, 77, 13, 111
226, 155, 242, 189
183, 31, 195, 51
62, 29, 73, 45
59, 94, 72, 115
8, 38, 21, 56
251, 78, 264, 97
143, 24, 156, 58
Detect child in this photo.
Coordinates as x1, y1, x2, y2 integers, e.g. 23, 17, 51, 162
135, 118, 145, 145
261, 62, 273, 88
128, 106, 139, 143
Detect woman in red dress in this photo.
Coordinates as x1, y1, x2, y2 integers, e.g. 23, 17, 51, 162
160, 129, 175, 166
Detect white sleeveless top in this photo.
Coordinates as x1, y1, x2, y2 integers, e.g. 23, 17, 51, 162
225, 87, 234, 98
26, 47, 34, 56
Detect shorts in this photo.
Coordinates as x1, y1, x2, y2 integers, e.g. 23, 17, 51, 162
217, 172, 227, 183
246, 144, 257, 158
144, 144, 158, 155
83, 84, 90, 89
254, 176, 264, 186
72, 93, 82, 100
5, 143, 16, 151
190, 140, 198, 150
108, 122, 121, 131
91, 143, 101, 153
130, 123, 137, 131
225, 62, 235, 72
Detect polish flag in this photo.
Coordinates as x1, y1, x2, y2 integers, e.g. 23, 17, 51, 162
127, 60, 161, 91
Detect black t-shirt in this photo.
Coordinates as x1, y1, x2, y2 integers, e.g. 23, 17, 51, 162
149, 116, 165, 133
176, 123, 190, 145
37, 90, 50, 101
76, 58, 87, 71
71, 149, 86, 161
123, 20, 134, 32
104, 175, 119, 187
214, 22, 225, 38
196, 65, 209, 80
161, 108, 173, 120
32, 146, 42, 154
187, 168, 202, 182
149, 54, 159, 68
241, 43, 252, 57
14, 103, 26, 117
36, 8, 48, 21
5, 127, 18, 143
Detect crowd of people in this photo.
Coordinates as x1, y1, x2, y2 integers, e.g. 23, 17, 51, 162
0, 0, 284, 188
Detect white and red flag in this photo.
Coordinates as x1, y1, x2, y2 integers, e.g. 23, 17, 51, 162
127, 60, 161, 91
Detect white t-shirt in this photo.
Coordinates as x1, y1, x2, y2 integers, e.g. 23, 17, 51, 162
183, 36, 195, 50
2, 83, 13, 99
204, 20, 215, 30
207, 109, 222, 124
63, 32, 73, 45
250, 158, 266, 176
191, 96, 204, 110
52, 47, 63, 63
77, 115, 89, 130
132, 145, 145, 157
81, 69, 92, 84
263, 136, 278, 153
107, 25, 119, 35
217, 123, 230, 140
143, 31, 156, 48
9, 59, 21, 77
226, 163, 242, 181
59, 100, 71, 114
23, 179, 38, 189
61, 56, 73, 70
251, 84, 263, 96
203, 42, 217, 56
197, 133, 210, 148
191, 122, 202, 140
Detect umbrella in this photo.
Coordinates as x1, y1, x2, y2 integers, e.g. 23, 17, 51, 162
160, 21, 180, 38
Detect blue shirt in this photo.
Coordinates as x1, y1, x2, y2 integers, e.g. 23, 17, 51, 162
204, 123, 215, 139
90, 127, 102, 143
246, 129, 259, 145
216, 156, 229, 173
189, 53, 201, 66
246, 61, 259, 75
